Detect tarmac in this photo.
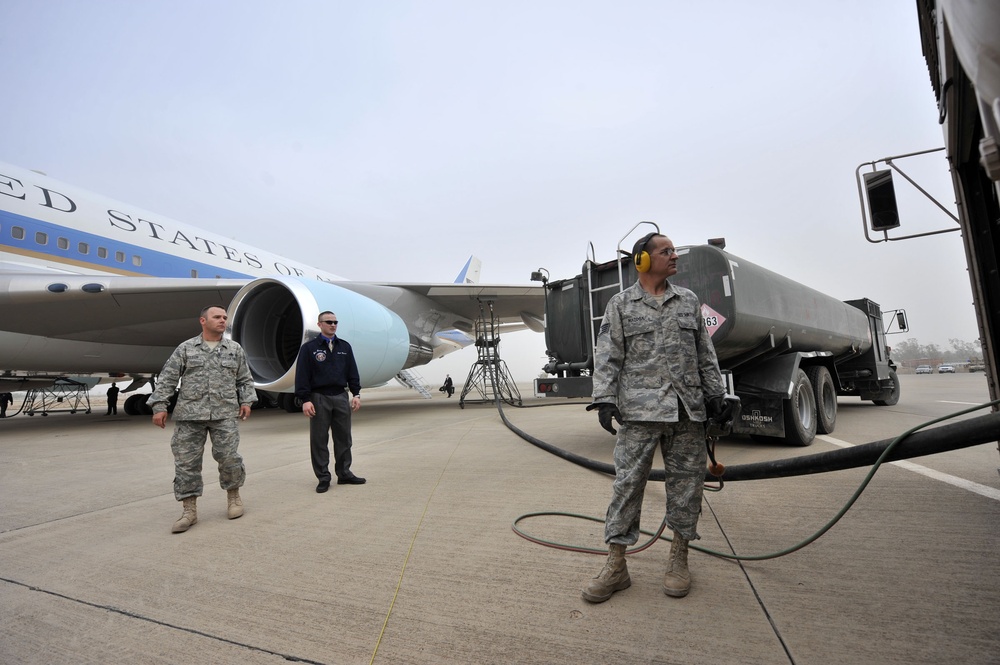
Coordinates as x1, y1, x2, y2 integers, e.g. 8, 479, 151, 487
1, 374, 998, 664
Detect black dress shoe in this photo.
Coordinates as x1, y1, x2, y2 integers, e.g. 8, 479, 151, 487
337, 475, 366, 485
316, 480, 330, 493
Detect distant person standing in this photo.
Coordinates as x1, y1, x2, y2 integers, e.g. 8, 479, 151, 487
295, 311, 365, 493
105, 382, 120, 415
441, 374, 454, 397
0, 392, 12, 417
148, 305, 256, 533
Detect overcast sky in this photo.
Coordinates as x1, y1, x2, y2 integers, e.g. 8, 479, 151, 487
1, 1, 978, 384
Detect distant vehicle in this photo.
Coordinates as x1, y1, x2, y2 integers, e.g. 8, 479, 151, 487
937, 364, 956, 374
968, 362, 985, 372
915, 365, 932, 374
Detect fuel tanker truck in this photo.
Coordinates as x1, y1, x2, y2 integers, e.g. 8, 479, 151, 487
534, 238, 901, 446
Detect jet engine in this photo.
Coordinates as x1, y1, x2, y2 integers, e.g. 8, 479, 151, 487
227, 277, 410, 392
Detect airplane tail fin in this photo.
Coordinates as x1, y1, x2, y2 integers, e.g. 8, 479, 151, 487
454, 256, 482, 284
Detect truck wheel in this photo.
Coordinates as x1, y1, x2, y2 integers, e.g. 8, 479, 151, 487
784, 369, 817, 446
873, 368, 901, 406
806, 366, 836, 434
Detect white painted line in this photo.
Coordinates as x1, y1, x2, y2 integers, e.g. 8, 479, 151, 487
817, 435, 1000, 502
938, 400, 982, 405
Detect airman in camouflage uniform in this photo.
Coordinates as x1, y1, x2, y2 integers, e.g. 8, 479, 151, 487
582, 232, 727, 603
149, 305, 256, 533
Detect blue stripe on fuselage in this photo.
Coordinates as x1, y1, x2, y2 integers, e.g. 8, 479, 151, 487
0, 208, 254, 278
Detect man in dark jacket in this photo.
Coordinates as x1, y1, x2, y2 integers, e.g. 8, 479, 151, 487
295, 311, 365, 493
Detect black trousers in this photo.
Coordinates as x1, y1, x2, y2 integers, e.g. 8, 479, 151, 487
309, 392, 354, 482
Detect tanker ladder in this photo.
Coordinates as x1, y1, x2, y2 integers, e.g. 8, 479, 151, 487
459, 299, 522, 409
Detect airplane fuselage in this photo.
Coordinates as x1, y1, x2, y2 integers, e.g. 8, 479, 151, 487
0, 162, 542, 396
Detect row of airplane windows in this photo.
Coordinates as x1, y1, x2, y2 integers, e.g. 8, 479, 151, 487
3, 223, 202, 277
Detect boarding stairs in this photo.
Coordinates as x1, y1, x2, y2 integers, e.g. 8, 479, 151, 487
395, 368, 434, 399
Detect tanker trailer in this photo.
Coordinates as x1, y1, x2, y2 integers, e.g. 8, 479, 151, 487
535, 242, 900, 447
672, 244, 899, 446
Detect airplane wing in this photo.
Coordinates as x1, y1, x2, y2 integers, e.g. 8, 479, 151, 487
0, 273, 544, 382
0, 274, 246, 345
375, 282, 545, 332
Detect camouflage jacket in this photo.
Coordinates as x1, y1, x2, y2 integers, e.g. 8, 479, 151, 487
592, 280, 725, 422
148, 335, 255, 421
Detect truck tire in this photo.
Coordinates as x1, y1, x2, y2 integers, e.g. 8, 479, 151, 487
806, 366, 836, 434
873, 368, 901, 406
784, 369, 817, 446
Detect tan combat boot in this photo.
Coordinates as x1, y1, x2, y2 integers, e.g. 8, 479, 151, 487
663, 531, 691, 597
581, 543, 631, 603
227, 488, 244, 519
172, 497, 198, 533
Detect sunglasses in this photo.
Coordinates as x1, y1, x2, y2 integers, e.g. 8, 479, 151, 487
320, 320, 338, 325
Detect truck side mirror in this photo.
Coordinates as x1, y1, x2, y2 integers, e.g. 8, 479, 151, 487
896, 311, 908, 332
864, 170, 901, 231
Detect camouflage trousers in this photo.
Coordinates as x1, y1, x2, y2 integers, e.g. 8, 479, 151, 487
170, 419, 245, 501
604, 415, 707, 544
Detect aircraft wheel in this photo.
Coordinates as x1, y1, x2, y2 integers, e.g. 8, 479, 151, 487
806, 366, 836, 434
280, 393, 303, 413
784, 369, 816, 446
138, 394, 153, 415
252, 389, 278, 410
123, 394, 143, 416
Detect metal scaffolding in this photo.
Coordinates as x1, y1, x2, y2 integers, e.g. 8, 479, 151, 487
22, 378, 93, 416
459, 300, 522, 409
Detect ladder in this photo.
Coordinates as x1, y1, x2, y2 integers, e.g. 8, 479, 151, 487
459, 300, 522, 408
584, 221, 660, 362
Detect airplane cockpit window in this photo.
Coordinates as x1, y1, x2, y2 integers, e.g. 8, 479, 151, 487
57, 237, 69, 250
97, 247, 108, 259
12, 226, 24, 239
35, 231, 48, 245
79, 242, 89, 254
115, 251, 125, 263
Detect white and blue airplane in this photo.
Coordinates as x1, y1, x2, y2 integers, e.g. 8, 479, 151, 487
0, 161, 544, 412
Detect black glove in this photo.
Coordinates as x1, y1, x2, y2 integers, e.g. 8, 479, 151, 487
706, 395, 734, 424
586, 403, 623, 435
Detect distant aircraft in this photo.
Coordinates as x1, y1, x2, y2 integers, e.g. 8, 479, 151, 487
0, 161, 544, 412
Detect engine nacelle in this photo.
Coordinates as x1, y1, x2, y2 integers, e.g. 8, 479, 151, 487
227, 277, 409, 392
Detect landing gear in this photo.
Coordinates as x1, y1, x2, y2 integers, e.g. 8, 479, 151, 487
280, 393, 303, 413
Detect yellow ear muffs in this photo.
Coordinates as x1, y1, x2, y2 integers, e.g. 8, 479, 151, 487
632, 232, 657, 273
634, 249, 651, 272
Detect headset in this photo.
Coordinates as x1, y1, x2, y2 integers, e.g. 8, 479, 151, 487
632, 232, 660, 273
